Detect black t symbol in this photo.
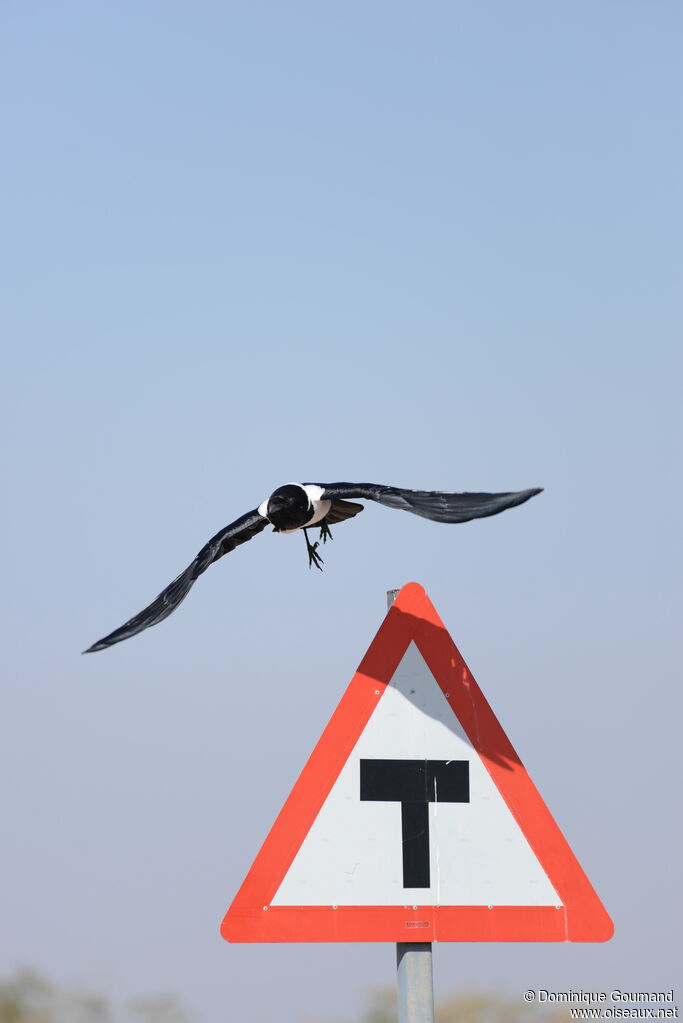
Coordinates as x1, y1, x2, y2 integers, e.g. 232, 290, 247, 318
360, 759, 470, 888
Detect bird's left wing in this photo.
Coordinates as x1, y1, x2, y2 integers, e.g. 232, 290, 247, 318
310, 482, 543, 523
83, 509, 268, 653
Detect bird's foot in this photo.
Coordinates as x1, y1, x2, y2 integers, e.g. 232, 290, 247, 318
319, 520, 333, 544
304, 529, 324, 571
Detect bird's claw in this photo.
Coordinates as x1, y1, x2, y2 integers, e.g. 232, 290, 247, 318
319, 521, 333, 544
303, 528, 324, 570
307, 540, 324, 571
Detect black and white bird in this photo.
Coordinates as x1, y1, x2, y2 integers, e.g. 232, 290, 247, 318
83, 481, 542, 653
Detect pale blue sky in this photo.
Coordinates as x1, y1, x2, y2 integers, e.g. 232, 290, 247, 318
1, 3, 681, 1022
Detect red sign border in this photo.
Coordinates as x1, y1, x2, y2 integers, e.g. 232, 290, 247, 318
222, 583, 613, 943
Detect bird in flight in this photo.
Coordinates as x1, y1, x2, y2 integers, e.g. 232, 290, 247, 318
83, 481, 542, 653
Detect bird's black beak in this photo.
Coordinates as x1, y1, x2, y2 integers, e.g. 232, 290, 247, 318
266, 496, 286, 529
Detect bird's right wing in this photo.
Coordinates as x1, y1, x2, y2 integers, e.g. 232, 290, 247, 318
83, 509, 268, 653
313, 483, 543, 523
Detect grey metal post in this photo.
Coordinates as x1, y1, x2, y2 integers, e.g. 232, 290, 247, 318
387, 589, 435, 1023
396, 943, 435, 1023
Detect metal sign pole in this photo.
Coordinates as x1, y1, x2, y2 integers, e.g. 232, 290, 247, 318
387, 589, 436, 1023
396, 943, 435, 1023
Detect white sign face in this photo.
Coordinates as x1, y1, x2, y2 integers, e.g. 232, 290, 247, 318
272, 642, 560, 908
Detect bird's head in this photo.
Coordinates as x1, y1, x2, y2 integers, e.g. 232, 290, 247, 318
266, 484, 311, 530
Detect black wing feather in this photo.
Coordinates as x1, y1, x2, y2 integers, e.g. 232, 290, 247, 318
313, 483, 543, 523
83, 509, 268, 653
325, 499, 365, 525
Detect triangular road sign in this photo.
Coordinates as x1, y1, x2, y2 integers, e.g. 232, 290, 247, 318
222, 583, 613, 943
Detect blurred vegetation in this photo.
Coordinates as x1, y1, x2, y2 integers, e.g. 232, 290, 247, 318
0, 971, 189, 1023
1, 969, 569, 1023
434, 991, 565, 1023
309, 986, 568, 1023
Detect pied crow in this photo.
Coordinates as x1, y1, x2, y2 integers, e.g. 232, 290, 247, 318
83, 481, 542, 653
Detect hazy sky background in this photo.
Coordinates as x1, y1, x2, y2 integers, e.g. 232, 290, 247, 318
1, 2, 681, 1021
